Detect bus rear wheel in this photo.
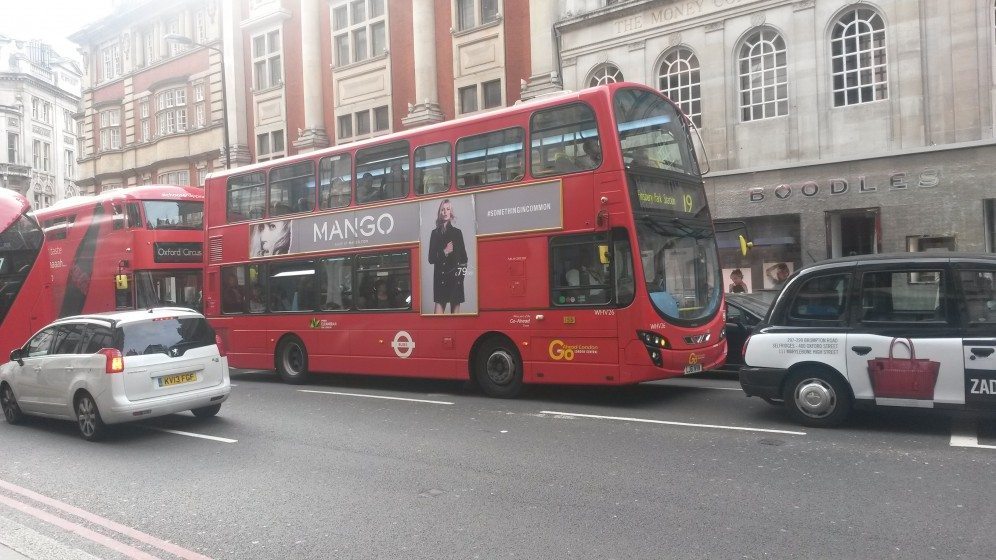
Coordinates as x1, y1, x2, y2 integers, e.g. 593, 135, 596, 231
276, 336, 310, 385
474, 337, 523, 398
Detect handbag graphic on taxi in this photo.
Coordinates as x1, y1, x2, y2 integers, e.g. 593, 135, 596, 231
866, 338, 941, 400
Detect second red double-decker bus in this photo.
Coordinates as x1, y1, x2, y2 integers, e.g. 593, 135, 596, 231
0, 188, 50, 361
203, 82, 726, 397
32, 185, 205, 318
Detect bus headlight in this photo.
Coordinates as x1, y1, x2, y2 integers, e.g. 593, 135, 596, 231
637, 330, 668, 367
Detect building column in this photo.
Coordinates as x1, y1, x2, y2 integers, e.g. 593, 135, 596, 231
293, 0, 329, 151
221, 0, 251, 167
402, 0, 444, 128
520, 0, 562, 100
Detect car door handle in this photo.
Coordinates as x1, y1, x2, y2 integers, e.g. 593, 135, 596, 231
851, 346, 872, 356
971, 348, 995, 358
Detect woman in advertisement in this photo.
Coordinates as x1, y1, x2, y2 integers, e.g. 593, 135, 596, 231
427, 199, 467, 314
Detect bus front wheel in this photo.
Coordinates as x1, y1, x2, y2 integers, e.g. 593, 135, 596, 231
276, 336, 310, 385
474, 337, 523, 398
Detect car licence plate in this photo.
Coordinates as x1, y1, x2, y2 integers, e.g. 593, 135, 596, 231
159, 373, 196, 387
683, 363, 703, 375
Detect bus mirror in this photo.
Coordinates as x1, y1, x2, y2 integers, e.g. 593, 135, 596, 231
598, 245, 610, 264
738, 235, 754, 256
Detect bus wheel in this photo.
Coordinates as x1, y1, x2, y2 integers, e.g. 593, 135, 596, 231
783, 369, 851, 428
474, 337, 523, 398
1, 383, 24, 425
276, 336, 310, 385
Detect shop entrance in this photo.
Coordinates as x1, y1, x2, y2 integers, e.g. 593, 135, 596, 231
826, 208, 880, 258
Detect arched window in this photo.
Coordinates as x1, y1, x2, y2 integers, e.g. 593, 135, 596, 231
738, 29, 788, 121
658, 47, 701, 127
588, 64, 623, 87
831, 7, 887, 106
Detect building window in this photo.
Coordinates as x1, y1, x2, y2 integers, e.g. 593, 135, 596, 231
257, 130, 285, 162
831, 8, 887, 107
456, 0, 499, 31
588, 64, 623, 87
101, 42, 123, 81
166, 17, 185, 56
99, 109, 121, 150
64, 149, 74, 178
658, 47, 701, 128
62, 109, 74, 131
738, 29, 788, 122
158, 170, 190, 185
195, 11, 208, 43
144, 28, 156, 66
458, 80, 502, 115
32, 140, 51, 172
140, 100, 151, 142
332, 0, 386, 67
252, 30, 282, 90
31, 98, 52, 124
337, 106, 390, 142
156, 87, 187, 135
7, 132, 18, 163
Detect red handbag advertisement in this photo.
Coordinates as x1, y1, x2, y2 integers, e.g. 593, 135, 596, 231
867, 338, 941, 400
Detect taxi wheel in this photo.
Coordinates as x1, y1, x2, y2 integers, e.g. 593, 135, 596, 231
783, 369, 851, 428
276, 336, 310, 385
191, 404, 222, 418
75, 392, 107, 442
1, 384, 24, 425
474, 337, 523, 399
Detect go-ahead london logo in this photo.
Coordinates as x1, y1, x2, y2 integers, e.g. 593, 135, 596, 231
392, 331, 415, 359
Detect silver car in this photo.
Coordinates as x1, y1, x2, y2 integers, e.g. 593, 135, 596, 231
0, 308, 231, 441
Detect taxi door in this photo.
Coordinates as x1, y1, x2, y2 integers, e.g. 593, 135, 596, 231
957, 268, 996, 408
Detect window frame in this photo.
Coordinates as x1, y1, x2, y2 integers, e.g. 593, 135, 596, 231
830, 7, 888, 107
657, 47, 702, 128
252, 29, 283, 91
332, 0, 386, 67
737, 28, 788, 122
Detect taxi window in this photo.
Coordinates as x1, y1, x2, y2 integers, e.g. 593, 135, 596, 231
859, 270, 945, 323
787, 273, 850, 323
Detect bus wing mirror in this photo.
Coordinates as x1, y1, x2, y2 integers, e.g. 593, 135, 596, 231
9, 348, 23, 366
738, 235, 754, 256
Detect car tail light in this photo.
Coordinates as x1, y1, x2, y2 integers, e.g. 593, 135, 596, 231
215, 334, 227, 357
99, 348, 124, 374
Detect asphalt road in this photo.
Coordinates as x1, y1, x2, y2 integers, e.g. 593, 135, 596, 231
1, 369, 994, 560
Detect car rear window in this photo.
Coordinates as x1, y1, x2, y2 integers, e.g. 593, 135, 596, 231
118, 317, 215, 357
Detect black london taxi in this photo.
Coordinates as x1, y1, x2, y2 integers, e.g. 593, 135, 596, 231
739, 253, 996, 427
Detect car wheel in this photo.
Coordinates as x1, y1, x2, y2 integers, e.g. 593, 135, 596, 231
75, 392, 106, 442
474, 337, 523, 398
276, 336, 309, 385
783, 369, 851, 428
191, 404, 222, 418
1, 383, 24, 425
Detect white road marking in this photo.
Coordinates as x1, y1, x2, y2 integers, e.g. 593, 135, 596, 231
540, 410, 807, 435
147, 428, 238, 443
298, 389, 454, 405
950, 420, 996, 450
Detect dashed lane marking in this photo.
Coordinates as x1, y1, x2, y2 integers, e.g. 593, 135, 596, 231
540, 410, 807, 435
298, 389, 454, 405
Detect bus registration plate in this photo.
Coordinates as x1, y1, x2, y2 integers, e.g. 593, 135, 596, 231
683, 364, 703, 375
159, 373, 196, 387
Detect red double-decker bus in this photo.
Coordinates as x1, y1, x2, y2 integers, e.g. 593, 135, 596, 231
0, 189, 50, 360
31, 185, 204, 320
203, 82, 727, 397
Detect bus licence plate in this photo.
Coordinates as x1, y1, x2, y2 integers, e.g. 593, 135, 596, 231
683, 364, 703, 375
159, 373, 196, 387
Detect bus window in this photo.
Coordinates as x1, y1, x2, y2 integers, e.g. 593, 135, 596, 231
530, 103, 600, 177
550, 233, 612, 307
247, 264, 265, 313
221, 265, 247, 314
112, 205, 125, 230
319, 153, 352, 209
227, 172, 266, 222
268, 260, 317, 312
355, 252, 410, 310
126, 203, 142, 228
318, 256, 353, 310
355, 141, 409, 204
414, 142, 452, 195
456, 127, 524, 189
269, 161, 316, 216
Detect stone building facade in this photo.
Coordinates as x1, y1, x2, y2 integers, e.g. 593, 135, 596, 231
0, 37, 82, 209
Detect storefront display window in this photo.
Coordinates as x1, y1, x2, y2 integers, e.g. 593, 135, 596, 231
717, 214, 801, 294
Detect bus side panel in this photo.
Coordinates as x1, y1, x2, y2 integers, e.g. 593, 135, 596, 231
476, 237, 549, 310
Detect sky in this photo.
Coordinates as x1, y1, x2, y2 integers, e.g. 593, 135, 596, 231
1, 0, 116, 60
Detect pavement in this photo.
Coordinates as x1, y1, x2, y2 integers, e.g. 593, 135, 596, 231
0, 543, 29, 560
0, 516, 103, 560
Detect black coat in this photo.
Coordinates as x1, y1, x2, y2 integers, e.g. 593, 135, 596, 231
427, 224, 467, 305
